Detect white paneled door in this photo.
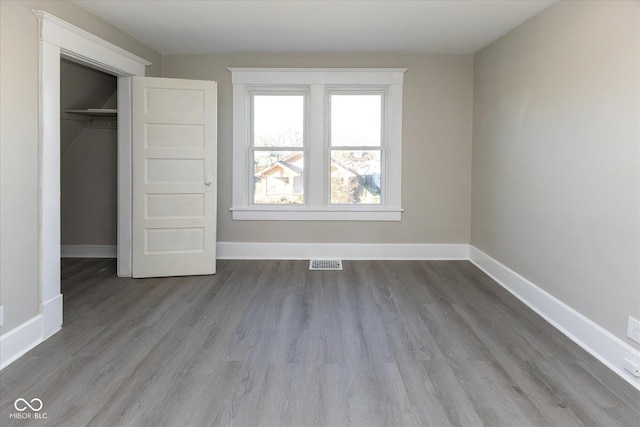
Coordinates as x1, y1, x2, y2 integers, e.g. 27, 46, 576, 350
132, 77, 217, 278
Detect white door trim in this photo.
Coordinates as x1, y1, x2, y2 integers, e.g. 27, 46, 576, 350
116, 76, 134, 276
34, 10, 149, 336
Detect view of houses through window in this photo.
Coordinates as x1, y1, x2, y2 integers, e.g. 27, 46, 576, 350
252, 94, 304, 204
330, 150, 381, 204
252, 92, 383, 205
254, 151, 304, 204
329, 93, 382, 204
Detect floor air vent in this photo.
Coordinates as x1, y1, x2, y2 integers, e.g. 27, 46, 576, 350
309, 260, 343, 271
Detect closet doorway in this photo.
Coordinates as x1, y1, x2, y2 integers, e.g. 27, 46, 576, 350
35, 10, 148, 340
60, 59, 118, 261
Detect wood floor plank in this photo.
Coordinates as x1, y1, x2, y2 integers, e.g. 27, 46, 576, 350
376, 262, 445, 361
448, 360, 547, 427
525, 359, 631, 426
390, 352, 455, 426
270, 284, 308, 363
318, 363, 351, 426
272, 362, 322, 427
222, 329, 277, 427
1, 259, 638, 427
450, 302, 586, 426
574, 355, 640, 409
421, 360, 485, 426
418, 300, 494, 362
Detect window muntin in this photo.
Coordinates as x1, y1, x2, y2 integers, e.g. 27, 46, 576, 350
250, 92, 306, 205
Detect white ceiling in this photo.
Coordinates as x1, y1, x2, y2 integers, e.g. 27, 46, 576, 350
72, 0, 557, 55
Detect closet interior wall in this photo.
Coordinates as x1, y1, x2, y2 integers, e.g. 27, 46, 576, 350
60, 59, 118, 252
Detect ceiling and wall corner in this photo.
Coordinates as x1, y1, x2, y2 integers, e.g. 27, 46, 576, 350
71, 0, 558, 55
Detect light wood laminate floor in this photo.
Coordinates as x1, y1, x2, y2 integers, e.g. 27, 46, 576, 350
1, 259, 638, 426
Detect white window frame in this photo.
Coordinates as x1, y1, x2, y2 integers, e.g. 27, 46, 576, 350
229, 68, 406, 221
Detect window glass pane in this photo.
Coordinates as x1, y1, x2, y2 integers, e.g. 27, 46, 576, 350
253, 151, 304, 204
330, 150, 381, 204
331, 94, 382, 147
253, 95, 304, 147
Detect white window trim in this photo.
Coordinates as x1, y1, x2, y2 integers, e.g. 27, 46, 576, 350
229, 68, 406, 221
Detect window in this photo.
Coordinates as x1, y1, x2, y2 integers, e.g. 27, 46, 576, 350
329, 92, 383, 205
230, 68, 406, 221
252, 92, 305, 205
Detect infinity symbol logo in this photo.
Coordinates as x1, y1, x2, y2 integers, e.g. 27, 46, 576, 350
14, 398, 43, 412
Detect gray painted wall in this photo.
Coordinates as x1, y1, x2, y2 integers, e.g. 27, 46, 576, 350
0, 0, 161, 334
471, 0, 640, 347
162, 54, 474, 244
60, 59, 118, 246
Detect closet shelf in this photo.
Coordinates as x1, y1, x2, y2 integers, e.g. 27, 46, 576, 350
64, 109, 117, 117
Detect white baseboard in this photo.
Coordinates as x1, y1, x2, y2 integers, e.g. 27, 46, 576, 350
61, 245, 116, 258
0, 294, 63, 370
1, 315, 43, 370
469, 246, 640, 391
41, 294, 63, 339
217, 242, 469, 260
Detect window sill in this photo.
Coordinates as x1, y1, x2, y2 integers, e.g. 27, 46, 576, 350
230, 207, 403, 221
